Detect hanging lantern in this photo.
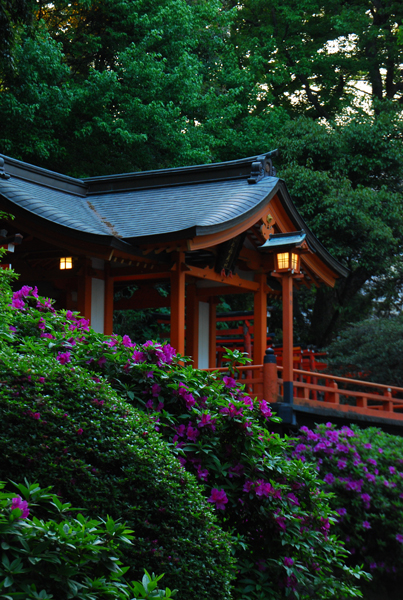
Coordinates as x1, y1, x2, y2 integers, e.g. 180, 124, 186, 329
274, 251, 300, 274
60, 257, 73, 270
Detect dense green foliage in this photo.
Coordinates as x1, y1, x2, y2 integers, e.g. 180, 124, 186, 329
326, 315, 403, 386
1, 281, 368, 599
290, 423, 403, 595
0, 480, 178, 599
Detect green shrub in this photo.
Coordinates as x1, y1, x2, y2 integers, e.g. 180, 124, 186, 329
1, 286, 369, 599
0, 481, 133, 599
0, 292, 234, 599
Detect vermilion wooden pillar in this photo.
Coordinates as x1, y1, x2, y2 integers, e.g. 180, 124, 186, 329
186, 284, 199, 366
253, 273, 267, 364
170, 251, 186, 355
281, 273, 294, 404
104, 262, 114, 335
77, 260, 92, 322
208, 298, 217, 368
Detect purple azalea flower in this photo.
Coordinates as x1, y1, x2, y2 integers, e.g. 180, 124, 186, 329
186, 425, 199, 441
362, 520, 371, 530
337, 460, 347, 469
259, 399, 272, 418
336, 508, 347, 516
122, 335, 133, 347
396, 534, 403, 544
197, 413, 216, 430
132, 350, 146, 363
284, 557, 294, 567
287, 493, 300, 506
11, 496, 29, 519
208, 488, 228, 510
77, 428, 83, 435
323, 473, 335, 485
57, 351, 71, 365
222, 375, 236, 388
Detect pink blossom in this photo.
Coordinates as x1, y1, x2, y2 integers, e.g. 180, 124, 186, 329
186, 425, 199, 441
222, 375, 236, 388
122, 335, 133, 347
77, 428, 84, 435
284, 557, 294, 567
208, 488, 228, 510
11, 496, 29, 519
362, 520, 371, 529
396, 534, 403, 543
197, 413, 216, 430
57, 351, 71, 365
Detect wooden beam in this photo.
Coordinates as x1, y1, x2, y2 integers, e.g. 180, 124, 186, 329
186, 284, 199, 366
209, 298, 217, 368
187, 202, 275, 251
281, 273, 294, 404
170, 252, 186, 355
253, 273, 268, 364
104, 263, 114, 335
77, 260, 92, 321
112, 271, 171, 283
186, 264, 260, 291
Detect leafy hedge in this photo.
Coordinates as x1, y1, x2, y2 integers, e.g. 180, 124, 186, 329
290, 423, 403, 585
0, 290, 234, 599
0, 480, 178, 600
0, 284, 369, 599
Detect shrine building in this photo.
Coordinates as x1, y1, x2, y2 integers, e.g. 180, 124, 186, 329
0, 151, 348, 406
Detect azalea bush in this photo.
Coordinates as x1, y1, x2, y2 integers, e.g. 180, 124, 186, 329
0, 288, 234, 599
289, 423, 403, 589
0, 284, 369, 599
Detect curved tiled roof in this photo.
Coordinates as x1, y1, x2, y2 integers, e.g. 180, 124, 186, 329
0, 152, 348, 279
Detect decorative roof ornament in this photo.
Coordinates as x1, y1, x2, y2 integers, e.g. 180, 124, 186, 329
248, 149, 278, 184
0, 158, 10, 180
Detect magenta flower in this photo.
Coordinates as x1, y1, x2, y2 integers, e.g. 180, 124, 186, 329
336, 508, 347, 517
362, 520, 371, 529
284, 557, 294, 567
208, 488, 228, 510
324, 473, 335, 485
57, 351, 71, 365
222, 375, 236, 388
259, 399, 272, 418
77, 428, 84, 435
97, 356, 107, 367
197, 413, 216, 430
186, 425, 199, 441
122, 335, 133, 347
11, 496, 29, 519
396, 534, 403, 543
151, 383, 161, 397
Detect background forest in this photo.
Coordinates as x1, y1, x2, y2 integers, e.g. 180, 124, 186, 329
1, 0, 403, 379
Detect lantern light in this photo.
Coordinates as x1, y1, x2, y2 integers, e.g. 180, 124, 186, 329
274, 251, 300, 274
60, 257, 73, 270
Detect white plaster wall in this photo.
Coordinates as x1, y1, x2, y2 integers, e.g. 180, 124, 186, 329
91, 278, 105, 333
198, 301, 209, 369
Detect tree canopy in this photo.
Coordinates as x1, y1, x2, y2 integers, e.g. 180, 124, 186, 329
1, 0, 403, 349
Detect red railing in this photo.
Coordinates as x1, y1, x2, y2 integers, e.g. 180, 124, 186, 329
205, 360, 403, 423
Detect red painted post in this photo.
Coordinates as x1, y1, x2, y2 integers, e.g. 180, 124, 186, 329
383, 388, 393, 413
263, 348, 278, 404
328, 380, 339, 404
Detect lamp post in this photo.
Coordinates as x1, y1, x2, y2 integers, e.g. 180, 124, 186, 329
259, 232, 308, 426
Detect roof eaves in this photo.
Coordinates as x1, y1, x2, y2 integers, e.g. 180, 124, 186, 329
0, 154, 88, 197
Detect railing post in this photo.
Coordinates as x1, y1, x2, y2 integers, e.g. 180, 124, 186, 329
263, 348, 278, 403
383, 388, 393, 412
328, 380, 339, 405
